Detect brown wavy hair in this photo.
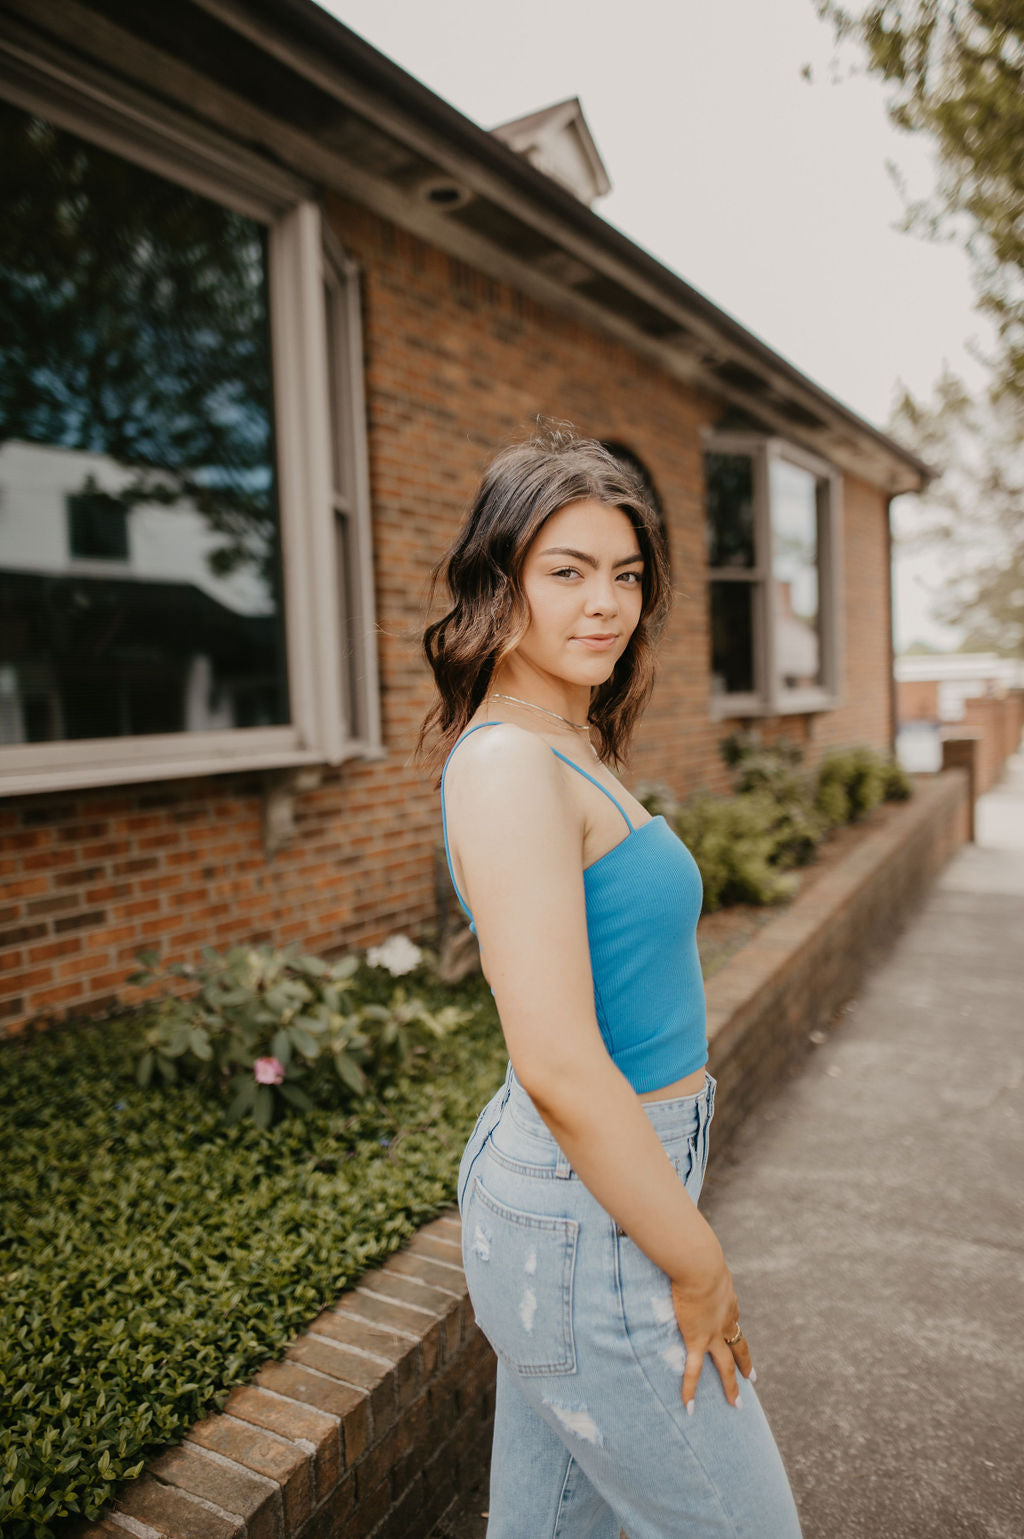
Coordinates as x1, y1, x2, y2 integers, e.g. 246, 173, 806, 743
416, 430, 672, 777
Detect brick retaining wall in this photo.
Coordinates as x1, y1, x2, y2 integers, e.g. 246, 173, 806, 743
78, 770, 968, 1539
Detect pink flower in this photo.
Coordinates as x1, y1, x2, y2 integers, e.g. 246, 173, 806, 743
253, 1056, 285, 1085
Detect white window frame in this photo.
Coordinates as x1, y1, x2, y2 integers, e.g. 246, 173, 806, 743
0, 57, 381, 795
705, 431, 844, 720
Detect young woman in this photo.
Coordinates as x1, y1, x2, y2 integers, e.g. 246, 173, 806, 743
418, 433, 802, 1538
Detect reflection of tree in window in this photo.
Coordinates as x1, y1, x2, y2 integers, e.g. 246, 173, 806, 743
705, 451, 757, 695
0, 101, 288, 744
706, 453, 754, 569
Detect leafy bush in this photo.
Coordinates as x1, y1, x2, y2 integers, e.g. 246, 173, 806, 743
129, 941, 468, 1128
719, 728, 804, 779
640, 784, 799, 912
814, 746, 888, 828
725, 742, 825, 870
0, 971, 506, 1537
880, 754, 914, 801
639, 734, 914, 911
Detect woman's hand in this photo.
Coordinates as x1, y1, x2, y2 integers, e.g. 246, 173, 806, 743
671, 1255, 754, 1413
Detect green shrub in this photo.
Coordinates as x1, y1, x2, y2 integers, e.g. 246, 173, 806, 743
129, 942, 468, 1129
881, 754, 914, 801
651, 788, 800, 912
719, 729, 805, 779
641, 735, 914, 911
733, 765, 822, 869
814, 745, 896, 828
0, 971, 506, 1537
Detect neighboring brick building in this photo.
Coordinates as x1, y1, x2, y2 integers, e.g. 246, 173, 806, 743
0, 0, 932, 1033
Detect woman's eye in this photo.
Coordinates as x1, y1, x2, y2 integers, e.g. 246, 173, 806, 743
552, 567, 580, 579
619, 571, 643, 585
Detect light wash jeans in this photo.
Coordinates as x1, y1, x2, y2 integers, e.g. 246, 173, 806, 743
457, 1062, 803, 1539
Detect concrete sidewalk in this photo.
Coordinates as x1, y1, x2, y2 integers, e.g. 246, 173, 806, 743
705, 752, 1024, 1539
432, 756, 1024, 1538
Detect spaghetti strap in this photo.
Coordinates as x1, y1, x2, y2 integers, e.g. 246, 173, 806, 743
440, 721, 635, 924
547, 746, 634, 832
440, 722, 504, 923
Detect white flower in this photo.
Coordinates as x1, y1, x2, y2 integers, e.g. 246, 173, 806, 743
365, 934, 423, 976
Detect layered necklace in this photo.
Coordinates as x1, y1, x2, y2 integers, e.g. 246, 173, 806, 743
485, 692, 601, 760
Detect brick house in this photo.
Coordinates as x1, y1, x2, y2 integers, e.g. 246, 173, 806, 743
0, 0, 932, 1033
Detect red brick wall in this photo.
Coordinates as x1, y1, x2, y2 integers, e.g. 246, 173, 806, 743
960, 695, 1021, 793
0, 200, 897, 1033
897, 678, 940, 723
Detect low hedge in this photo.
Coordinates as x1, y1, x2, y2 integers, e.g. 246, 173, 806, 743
0, 967, 507, 1539
639, 736, 913, 911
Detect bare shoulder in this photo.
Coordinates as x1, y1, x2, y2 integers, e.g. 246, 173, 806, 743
446, 720, 559, 794
444, 723, 569, 824
445, 724, 585, 912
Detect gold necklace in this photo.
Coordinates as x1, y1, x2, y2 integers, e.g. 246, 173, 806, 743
485, 692, 601, 760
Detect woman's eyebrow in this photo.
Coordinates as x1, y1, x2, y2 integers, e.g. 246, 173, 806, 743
538, 546, 645, 569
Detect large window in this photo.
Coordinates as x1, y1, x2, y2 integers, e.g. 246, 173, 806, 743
705, 433, 841, 717
0, 89, 379, 794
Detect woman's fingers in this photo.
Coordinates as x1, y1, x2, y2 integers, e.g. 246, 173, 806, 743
708, 1336, 743, 1407
680, 1340, 706, 1412
731, 1330, 755, 1382
670, 1271, 751, 1411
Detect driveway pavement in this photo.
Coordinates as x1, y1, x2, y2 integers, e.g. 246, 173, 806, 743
431, 753, 1024, 1538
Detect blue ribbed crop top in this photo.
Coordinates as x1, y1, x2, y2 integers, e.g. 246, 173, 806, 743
440, 722, 708, 1094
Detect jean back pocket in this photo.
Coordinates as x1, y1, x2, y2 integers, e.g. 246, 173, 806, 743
462, 1176, 578, 1376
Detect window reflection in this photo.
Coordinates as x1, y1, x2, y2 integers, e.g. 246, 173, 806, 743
0, 102, 288, 744
769, 459, 822, 691
710, 581, 754, 695
706, 452, 755, 569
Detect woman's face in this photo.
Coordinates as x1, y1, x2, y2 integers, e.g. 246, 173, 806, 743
512, 498, 646, 690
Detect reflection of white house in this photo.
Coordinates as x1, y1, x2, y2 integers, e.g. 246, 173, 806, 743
0, 441, 273, 614
0, 441, 281, 744
775, 578, 820, 689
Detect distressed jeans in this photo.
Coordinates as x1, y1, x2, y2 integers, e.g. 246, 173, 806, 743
457, 1062, 803, 1539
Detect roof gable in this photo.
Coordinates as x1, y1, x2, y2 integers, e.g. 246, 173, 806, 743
490, 97, 611, 207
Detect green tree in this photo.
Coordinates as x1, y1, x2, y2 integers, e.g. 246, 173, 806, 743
817, 3, 1024, 655
890, 370, 1024, 656
817, 2, 1024, 399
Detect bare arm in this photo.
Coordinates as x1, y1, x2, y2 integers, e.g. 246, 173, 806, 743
446, 725, 751, 1407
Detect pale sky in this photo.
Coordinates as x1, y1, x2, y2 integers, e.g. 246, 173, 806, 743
318, 0, 988, 649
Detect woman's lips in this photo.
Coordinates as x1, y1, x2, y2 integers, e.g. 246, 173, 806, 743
571, 635, 619, 650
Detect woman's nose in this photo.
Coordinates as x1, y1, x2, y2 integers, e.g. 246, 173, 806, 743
584, 575, 619, 615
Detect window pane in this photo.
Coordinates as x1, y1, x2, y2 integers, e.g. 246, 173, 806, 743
68, 492, 129, 561
769, 459, 822, 691
710, 581, 755, 695
0, 102, 288, 744
706, 452, 755, 569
